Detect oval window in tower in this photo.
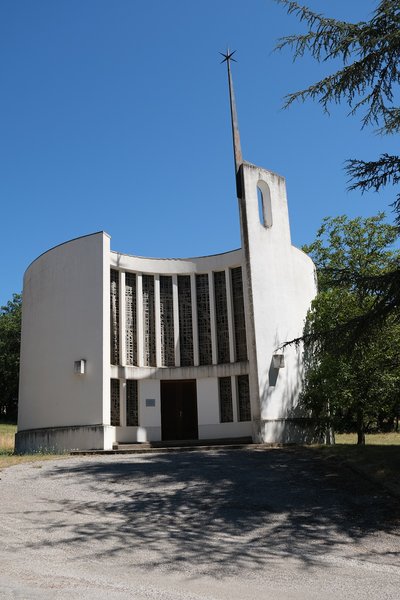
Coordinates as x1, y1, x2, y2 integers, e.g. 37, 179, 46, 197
257, 180, 272, 228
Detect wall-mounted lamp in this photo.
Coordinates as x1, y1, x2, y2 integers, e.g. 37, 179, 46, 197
74, 359, 86, 374
272, 354, 285, 369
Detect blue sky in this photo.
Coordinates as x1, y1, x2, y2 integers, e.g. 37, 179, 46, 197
0, 0, 397, 306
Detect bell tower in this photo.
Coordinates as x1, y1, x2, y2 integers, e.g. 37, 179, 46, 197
222, 51, 317, 443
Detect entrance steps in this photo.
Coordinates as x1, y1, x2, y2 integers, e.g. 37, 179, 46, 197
71, 437, 253, 456
114, 436, 253, 451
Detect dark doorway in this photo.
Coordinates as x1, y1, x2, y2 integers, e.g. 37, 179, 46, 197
161, 380, 198, 441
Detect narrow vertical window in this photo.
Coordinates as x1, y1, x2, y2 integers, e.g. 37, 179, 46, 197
257, 187, 265, 226
126, 380, 138, 426
257, 181, 272, 228
196, 274, 212, 365
230, 267, 247, 361
213, 271, 230, 364
237, 374, 251, 422
110, 269, 120, 365
125, 273, 137, 366
142, 274, 156, 367
110, 379, 120, 426
178, 275, 194, 366
219, 377, 233, 423
160, 275, 175, 366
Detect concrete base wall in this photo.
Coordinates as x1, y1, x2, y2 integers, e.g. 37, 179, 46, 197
113, 423, 251, 443
198, 422, 252, 440
15, 423, 254, 451
15, 425, 116, 454
114, 426, 162, 443
15, 419, 324, 452
256, 418, 325, 444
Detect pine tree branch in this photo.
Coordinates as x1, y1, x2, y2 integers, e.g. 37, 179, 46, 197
346, 154, 400, 223
346, 154, 400, 192
276, 0, 400, 130
379, 107, 400, 134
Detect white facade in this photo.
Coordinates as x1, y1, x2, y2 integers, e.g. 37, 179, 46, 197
16, 158, 317, 453
16, 61, 318, 453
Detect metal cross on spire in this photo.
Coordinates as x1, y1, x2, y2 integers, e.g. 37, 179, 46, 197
220, 49, 243, 178
220, 49, 237, 65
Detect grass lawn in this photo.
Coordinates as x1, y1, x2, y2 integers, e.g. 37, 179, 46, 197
312, 432, 400, 497
0, 423, 17, 454
0, 423, 66, 469
335, 432, 400, 445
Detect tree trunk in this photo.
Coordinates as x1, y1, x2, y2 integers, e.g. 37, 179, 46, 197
326, 425, 335, 445
356, 408, 365, 445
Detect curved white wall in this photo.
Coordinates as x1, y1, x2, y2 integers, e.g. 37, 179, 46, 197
17, 235, 254, 450
18, 232, 110, 433
111, 248, 244, 274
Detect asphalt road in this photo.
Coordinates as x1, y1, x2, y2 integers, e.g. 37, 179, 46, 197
0, 448, 399, 600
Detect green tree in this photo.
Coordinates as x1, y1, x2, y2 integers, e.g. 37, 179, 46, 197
302, 215, 400, 444
276, 0, 400, 333
0, 294, 22, 422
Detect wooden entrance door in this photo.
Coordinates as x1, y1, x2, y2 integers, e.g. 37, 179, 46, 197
161, 380, 198, 441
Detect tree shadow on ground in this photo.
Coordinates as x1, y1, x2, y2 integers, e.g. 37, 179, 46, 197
30, 448, 400, 576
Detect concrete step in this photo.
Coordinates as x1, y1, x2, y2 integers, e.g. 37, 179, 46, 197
70, 437, 254, 456
114, 436, 252, 450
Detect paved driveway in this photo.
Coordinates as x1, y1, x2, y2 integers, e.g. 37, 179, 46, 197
0, 448, 399, 599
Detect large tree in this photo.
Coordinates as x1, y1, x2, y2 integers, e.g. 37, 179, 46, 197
0, 294, 22, 422
276, 0, 400, 334
301, 214, 400, 444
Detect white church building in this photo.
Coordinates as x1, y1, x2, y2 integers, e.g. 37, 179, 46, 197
16, 55, 317, 453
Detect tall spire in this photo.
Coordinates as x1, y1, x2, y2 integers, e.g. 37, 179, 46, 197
220, 49, 243, 176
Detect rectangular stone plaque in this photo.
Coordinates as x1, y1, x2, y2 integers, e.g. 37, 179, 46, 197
145, 398, 156, 407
